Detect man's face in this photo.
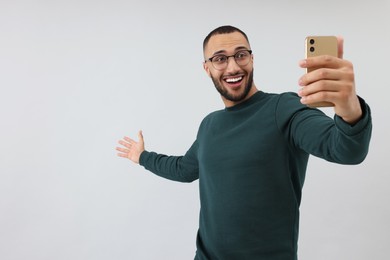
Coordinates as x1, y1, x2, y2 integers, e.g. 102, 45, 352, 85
203, 32, 254, 106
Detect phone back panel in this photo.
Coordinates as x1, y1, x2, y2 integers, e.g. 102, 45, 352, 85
304, 36, 338, 107
305, 36, 338, 59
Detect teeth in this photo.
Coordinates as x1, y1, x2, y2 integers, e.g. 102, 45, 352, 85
226, 77, 242, 83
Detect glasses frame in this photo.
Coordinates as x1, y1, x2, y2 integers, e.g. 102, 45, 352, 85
205, 50, 253, 70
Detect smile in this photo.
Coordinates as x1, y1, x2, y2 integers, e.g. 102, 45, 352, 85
225, 76, 243, 83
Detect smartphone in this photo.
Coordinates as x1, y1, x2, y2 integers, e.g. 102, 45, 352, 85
304, 36, 338, 107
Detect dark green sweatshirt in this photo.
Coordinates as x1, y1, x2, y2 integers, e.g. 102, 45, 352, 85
139, 91, 372, 260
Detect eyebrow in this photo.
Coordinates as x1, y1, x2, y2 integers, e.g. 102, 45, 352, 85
211, 46, 249, 56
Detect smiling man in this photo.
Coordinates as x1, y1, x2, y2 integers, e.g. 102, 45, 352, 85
116, 25, 372, 259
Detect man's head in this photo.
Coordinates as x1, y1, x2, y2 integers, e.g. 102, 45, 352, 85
203, 25, 256, 107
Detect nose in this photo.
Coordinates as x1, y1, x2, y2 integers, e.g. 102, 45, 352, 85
225, 56, 240, 73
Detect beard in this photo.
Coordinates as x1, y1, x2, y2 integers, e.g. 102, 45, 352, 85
211, 69, 254, 103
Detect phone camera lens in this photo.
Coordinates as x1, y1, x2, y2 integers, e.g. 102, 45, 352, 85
310, 39, 315, 45
310, 47, 315, 52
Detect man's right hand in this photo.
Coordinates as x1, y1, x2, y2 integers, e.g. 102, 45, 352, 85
116, 130, 145, 164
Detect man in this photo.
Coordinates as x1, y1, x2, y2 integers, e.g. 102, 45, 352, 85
116, 26, 372, 259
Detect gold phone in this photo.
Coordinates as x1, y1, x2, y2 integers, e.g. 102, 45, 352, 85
305, 36, 338, 107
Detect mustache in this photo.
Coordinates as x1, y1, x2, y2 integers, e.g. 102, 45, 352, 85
222, 72, 245, 77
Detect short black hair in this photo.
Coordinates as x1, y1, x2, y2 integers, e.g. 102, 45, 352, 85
203, 25, 250, 51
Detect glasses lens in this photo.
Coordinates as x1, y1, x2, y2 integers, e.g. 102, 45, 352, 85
235, 50, 251, 66
211, 55, 227, 70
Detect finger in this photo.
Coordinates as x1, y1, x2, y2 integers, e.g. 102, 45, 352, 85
337, 36, 344, 59
117, 153, 128, 158
299, 79, 349, 105
116, 147, 129, 153
118, 140, 132, 149
123, 136, 136, 144
301, 89, 346, 106
299, 80, 342, 97
300, 55, 342, 71
299, 68, 342, 87
138, 130, 144, 143
300, 91, 335, 106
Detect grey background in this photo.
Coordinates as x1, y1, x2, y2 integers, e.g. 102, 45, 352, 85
1, 1, 389, 259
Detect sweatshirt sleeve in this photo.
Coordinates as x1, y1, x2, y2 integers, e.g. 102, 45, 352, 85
139, 140, 199, 183
276, 92, 372, 165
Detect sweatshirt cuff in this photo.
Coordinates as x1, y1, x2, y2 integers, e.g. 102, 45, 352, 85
139, 150, 150, 166
334, 96, 372, 136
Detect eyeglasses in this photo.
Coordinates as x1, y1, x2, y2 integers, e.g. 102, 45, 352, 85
205, 50, 252, 70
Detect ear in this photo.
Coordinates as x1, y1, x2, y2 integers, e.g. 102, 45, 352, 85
203, 62, 212, 77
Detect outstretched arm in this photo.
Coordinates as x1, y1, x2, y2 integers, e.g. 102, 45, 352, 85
298, 36, 363, 124
116, 130, 145, 164
116, 131, 199, 182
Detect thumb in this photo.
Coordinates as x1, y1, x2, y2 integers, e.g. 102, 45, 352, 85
138, 130, 144, 144
337, 35, 344, 59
